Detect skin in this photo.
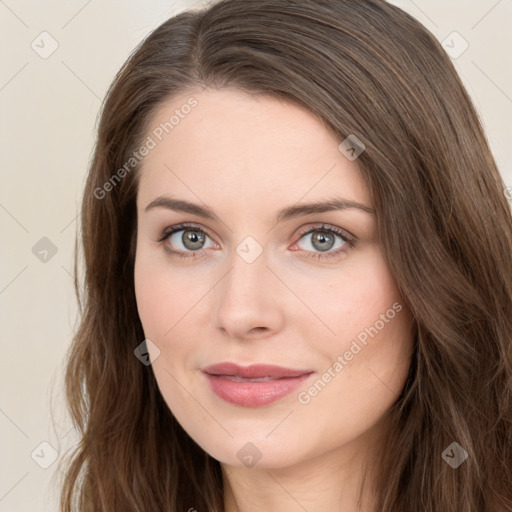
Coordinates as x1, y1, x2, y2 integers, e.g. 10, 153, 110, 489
134, 87, 415, 511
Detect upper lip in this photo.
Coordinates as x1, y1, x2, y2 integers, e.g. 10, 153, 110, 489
202, 362, 312, 379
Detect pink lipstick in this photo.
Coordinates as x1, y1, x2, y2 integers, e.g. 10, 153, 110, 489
202, 362, 314, 407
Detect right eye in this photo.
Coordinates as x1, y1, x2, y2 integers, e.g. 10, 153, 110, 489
156, 223, 218, 259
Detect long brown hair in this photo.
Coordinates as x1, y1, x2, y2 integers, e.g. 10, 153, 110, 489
57, 0, 512, 510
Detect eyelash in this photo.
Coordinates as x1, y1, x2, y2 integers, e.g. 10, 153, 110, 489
155, 222, 356, 261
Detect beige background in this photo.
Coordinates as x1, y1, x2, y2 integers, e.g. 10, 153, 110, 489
1, 1, 511, 510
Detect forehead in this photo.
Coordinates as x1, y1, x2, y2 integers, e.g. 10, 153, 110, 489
136, 87, 371, 214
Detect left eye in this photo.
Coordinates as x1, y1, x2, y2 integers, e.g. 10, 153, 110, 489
295, 226, 350, 253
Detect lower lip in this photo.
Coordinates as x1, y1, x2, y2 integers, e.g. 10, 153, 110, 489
203, 372, 313, 407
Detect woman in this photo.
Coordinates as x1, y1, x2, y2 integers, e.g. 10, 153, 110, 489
58, 0, 512, 510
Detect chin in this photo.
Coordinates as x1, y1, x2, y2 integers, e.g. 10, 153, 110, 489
195, 434, 308, 470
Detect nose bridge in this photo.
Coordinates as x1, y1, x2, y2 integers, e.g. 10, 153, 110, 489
222, 239, 270, 306
213, 238, 283, 336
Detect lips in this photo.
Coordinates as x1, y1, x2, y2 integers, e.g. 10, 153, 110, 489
202, 362, 314, 407
202, 362, 311, 379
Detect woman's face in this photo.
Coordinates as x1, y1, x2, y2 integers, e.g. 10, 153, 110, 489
134, 87, 415, 469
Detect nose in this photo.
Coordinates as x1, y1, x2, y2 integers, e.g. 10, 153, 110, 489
213, 243, 284, 340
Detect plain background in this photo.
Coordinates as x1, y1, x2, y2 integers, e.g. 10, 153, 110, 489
1, 1, 511, 510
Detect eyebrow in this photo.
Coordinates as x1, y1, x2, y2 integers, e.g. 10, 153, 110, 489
144, 195, 375, 223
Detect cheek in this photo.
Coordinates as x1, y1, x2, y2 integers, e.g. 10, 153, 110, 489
298, 261, 413, 442
302, 247, 405, 349
134, 245, 204, 339
134, 248, 178, 340
134, 254, 200, 407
